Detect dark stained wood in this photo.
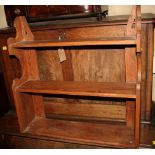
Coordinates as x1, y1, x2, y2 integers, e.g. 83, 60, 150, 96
27, 6, 69, 17
140, 123, 155, 148
0, 112, 104, 148
2, 135, 104, 149
0, 74, 10, 117
17, 80, 136, 99
0, 34, 15, 108
4, 5, 102, 27
0, 47, 11, 116
145, 24, 154, 120
4, 5, 27, 26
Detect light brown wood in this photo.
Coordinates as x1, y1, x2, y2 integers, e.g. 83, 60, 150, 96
61, 50, 74, 81
6, 5, 142, 148
7, 16, 45, 131
44, 100, 126, 120
1, 112, 155, 148
10, 36, 136, 48
2, 14, 153, 121
125, 6, 138, 129
16, 80, 136, 99
70, 47, 126, 108
135, 6, 142, 148
25, 117, 135, 148
37, 50, 64, 80
124, 8, 142, 148
32, 95, 45, 117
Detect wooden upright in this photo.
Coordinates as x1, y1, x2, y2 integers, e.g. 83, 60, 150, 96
7, 6, 142, 148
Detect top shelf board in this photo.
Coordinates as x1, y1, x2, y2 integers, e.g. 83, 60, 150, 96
10, 36, 136, 48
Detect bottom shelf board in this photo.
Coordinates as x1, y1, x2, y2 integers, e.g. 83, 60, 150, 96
24, 117, 135, 148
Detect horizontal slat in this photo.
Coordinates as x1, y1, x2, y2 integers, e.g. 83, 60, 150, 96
44, 100, 126, 120
17, 80, 136, 99
24, 118, 135, 148
11, 36, 136, 48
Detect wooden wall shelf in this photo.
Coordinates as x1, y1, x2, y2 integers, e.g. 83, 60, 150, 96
7, 6, 142, 148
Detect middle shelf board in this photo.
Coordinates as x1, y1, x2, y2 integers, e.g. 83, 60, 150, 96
17, 80, 136, 99
10, 36, 136, 48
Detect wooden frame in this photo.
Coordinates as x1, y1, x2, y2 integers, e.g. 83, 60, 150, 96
7, 6, 142, 148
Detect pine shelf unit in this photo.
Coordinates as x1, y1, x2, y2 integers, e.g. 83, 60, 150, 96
7, 6, 142, 148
